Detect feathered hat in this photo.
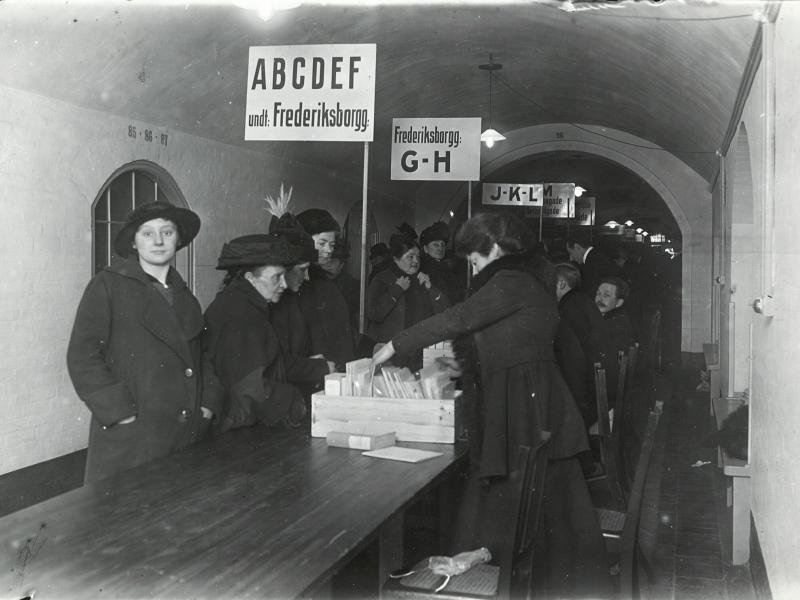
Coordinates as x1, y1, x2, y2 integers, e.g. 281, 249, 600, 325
263, 183, 317, 264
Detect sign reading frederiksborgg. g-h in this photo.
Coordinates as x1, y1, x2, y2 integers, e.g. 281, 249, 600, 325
245, 44, 376, 141
390, 118, 481, 181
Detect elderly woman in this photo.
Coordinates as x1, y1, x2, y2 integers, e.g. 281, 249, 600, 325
203, 234, 307, 433
366, 233, 450, 369
372, 213, 610, 598
67, 202, 224, 483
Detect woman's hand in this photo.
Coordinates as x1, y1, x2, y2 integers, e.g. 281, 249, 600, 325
395, 276, 411, 291
417, 272, 431, 289
372, 341, 396, 365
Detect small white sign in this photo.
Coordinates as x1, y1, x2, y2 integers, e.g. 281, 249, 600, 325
540, 183, 576, 218
575, 197, 595, 226
390, 118, 481, 181
245, 44, 376, 141
481, 183, 544, 207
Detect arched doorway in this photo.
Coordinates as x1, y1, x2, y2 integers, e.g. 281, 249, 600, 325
91, 161, 194, 287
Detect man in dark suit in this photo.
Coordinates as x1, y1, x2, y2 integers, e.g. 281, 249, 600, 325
555, 263, 617, 414
566, 231, 624, 299
595, 275, 636, 361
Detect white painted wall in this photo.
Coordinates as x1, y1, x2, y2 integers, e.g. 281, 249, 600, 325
414, 124, 712, 353
0, 84, 409, 475
739, 6, 800, 597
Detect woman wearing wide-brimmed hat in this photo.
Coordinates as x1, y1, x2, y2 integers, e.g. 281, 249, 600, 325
203, 233, 307, 433
67, 201, 224, 483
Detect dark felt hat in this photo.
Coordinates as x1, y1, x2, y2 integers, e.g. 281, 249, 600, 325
216, 233, 294, 270
396, 222, 418, 240
114, 201, 201, 258
296, 209, 340, 236
269, 213, 318, 264
369, 242, 390, 259
419, 221, 450, 246
389, 233, 419, 258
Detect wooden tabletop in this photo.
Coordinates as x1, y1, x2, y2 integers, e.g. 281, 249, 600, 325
1, 427, 467, 600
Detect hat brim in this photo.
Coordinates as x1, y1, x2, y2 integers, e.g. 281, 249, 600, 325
114, 205, 201, 258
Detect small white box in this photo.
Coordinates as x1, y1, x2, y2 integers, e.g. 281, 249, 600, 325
324, 373, 347, 396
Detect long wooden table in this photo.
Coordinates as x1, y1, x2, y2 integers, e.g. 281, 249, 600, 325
0, 427, 468, 599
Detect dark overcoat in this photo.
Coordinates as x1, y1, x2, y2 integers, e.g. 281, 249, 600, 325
270, 291, 328, 393
392, 256, 587, 475
67, 257, 224, 483
392, 255, 610, 597
420, 253, 464, 305
298, 265, 355, 370
203, 278, 300, 431
366, 264, 450, 346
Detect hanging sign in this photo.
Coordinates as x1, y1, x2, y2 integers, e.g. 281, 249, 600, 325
390, 117, 481, 180
574, 197, 595, 226
245, 44, 376, 142
481, 183, 544, 207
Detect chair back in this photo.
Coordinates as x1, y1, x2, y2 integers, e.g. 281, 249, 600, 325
615, 352, 629, 413
497, 434, 551, 600
619, 404, 662, 599
593, 362, 625, 509
626, 342, 639, 394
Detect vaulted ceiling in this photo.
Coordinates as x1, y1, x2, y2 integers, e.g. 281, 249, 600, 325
0, 0, 762, 234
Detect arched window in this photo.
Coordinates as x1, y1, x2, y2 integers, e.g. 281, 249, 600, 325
92, 161, 194, 287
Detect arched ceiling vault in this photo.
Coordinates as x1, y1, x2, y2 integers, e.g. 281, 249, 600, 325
0, 0, 761, 216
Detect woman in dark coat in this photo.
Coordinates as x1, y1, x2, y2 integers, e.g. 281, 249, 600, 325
419, 221, 464, 305
295, 208, 355, 370
67, 202, 224, 483
203, 234, 307, 433
366, 234, 450, 370
372, 213, 611, 598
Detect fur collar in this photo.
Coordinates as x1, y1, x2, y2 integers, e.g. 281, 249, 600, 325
467, 252, 531, 296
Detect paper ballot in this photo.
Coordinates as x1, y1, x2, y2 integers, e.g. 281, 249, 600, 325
362, 446, 443, 463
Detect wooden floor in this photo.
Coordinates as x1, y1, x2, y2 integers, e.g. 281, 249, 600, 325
643, 365, 756, 600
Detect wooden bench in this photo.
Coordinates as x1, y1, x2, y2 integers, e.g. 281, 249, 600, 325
712, 396, 751, 565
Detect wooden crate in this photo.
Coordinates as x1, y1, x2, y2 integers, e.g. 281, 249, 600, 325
311, 392, 463, 444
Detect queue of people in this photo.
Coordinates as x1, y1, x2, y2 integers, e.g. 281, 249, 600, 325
67, 199, 647, 597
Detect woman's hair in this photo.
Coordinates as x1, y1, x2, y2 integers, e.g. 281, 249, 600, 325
389, 233, 420, 259
220, 264, 270, 289
455, 212, 534, 257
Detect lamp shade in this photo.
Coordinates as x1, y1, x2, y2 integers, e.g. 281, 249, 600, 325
480, 128, 506, 148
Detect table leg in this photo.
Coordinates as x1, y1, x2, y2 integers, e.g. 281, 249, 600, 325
378, 512, 404, 596
731, 476, 751, 565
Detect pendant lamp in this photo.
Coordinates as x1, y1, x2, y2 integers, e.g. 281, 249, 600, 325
479, 55, 506, 148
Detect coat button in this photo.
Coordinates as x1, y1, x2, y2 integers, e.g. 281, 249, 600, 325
179, 408, 192, 418
184, 368, 194, 378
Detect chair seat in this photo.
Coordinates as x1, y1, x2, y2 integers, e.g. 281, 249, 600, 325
384, 563, 500, 598
596, 507, 626, 533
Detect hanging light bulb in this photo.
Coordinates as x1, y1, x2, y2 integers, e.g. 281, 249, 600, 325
574, 186, 586, 198
479, 55, 506, 148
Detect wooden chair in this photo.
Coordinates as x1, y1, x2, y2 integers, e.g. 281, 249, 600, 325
617, 403, 662, 599
587, 362, 625, 510
383, 435, 551, 600
595, 402, 662, 553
